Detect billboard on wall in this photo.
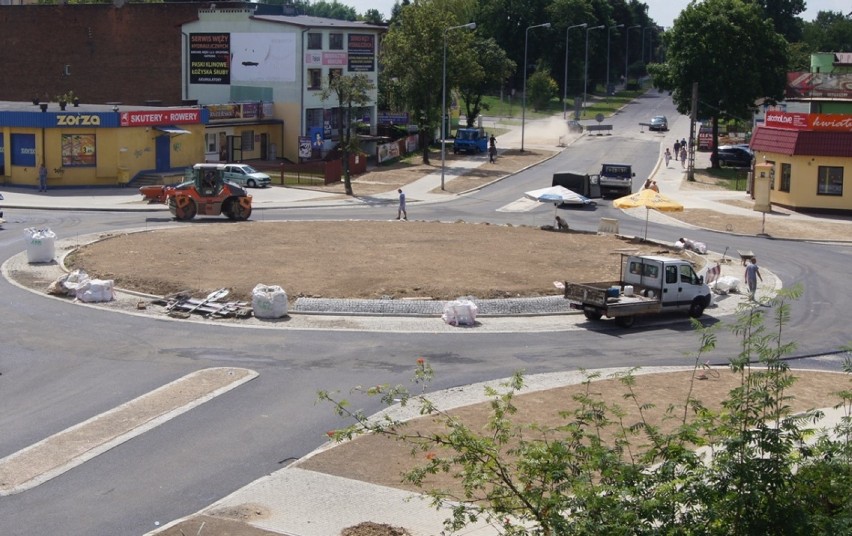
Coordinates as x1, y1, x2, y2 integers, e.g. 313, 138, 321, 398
231, 33, 297, 82
764, 111, 852, 132
347, 34, 375, 72
190, 33, 231, 84
786, 72, 852, 99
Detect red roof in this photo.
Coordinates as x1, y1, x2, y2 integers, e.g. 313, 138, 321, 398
750, 126, 852, 157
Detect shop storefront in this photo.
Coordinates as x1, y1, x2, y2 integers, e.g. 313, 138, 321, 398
201, 102, 282, 164
0, 102, 208, 189
750, 111, 852, 214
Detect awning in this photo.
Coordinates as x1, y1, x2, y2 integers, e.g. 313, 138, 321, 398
153, 125, 191, 135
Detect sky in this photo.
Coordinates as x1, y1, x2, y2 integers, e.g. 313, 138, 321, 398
347, 0, 851, 29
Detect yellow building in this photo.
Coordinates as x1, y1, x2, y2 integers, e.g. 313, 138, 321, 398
750, 111, 852, 215
0, 101, 208, 189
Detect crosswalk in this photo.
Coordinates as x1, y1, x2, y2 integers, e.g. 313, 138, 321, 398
496, 197, 545, 212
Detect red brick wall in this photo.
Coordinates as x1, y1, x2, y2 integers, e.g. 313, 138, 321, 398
0, 4, 206, 105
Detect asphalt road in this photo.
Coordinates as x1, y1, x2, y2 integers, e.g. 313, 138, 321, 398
0, 91, 849, 535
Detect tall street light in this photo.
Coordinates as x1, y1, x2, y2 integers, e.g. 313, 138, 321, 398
605, 24, 624, 97
521, 22, 551, 152
624, 25, 640, 87
642, 26, 653, 65
563, 23, 587, 120
583, 25, 604, 110
441, 21, 476, 190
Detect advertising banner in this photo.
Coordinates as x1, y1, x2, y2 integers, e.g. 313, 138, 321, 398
347, 34, 375, 72
786, 72, 852, 99
11, 133, 35, 167
120, 109, 201, 127
378, 111, 409, 125
190, 33, 230, 85
764, 111, 852, 132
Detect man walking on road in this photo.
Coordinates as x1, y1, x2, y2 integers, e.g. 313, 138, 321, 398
396, 189, 407, 220
745, 257, 763, 301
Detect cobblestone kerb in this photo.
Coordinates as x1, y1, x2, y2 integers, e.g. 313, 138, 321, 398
292, 295, 575, 316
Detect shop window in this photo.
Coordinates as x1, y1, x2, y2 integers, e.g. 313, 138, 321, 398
308, 68, 322, 90
329, 68, 343, 84
307, 33, 322, 50
817, 166, 843, 196
241, 130, 254, 151
329, 33, 343, 50
305, 108, 324, 133
780, 163, 791, 192
61, 134, 96, 167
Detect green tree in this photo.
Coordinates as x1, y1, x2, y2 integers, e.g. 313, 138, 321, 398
320, 73, 375, 195
801, 11, 852, 54
748, 0, 806, 42
380, 0, 477, 164
527, 65, 559, 111
321, 286, 852, 535
458, 37, 516, 127
359, 8, 385, 25
648, 0, 788, 168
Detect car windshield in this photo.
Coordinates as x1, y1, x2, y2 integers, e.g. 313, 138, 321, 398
241, 166, 258, 173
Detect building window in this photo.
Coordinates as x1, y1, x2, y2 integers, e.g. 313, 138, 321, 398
305, 108, 324, 133
307, 33, 322, 50
61, 134, 96, 167
329, 68, 343, 84
817, 166, 843, 196
241, 130, 254, 151
308, 68, 322, 90
329, 33, 343, 50
780, 163, 791, 192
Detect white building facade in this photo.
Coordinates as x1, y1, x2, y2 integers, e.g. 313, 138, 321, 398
181, 6, 384, 163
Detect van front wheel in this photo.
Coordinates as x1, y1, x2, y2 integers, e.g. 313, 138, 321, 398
689, 298, 706, 318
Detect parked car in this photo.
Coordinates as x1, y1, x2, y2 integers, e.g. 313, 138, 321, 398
716, 146, 753, 167
649, 115, 668, 131
222, 164, 271, 188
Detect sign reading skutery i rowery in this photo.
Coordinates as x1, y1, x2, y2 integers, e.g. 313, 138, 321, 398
764, 111, 852, 133
119, 109, 202, 127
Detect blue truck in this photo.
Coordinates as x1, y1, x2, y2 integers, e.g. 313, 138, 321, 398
452, 128, 488, 154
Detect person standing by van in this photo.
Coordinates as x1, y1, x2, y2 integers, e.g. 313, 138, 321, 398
744, 257, 763, 301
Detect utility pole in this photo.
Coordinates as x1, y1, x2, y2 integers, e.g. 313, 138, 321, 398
688, 82, 698, 181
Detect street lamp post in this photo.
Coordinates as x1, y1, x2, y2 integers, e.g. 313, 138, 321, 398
605, 24, 623, 97
624, 25, 640, 87
521, 22, 551, 152
441, 21, 476, 191
583, 25, 604, 110
642, 26, 653, 64
563, 23, 587, 120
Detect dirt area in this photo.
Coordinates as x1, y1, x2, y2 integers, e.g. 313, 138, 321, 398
154, 369, 848, 536
45, 145, 852, 536
66, 223, 691, 304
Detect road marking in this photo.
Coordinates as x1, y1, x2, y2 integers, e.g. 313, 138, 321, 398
496, 197, 541, 212
0, 367, 258, 496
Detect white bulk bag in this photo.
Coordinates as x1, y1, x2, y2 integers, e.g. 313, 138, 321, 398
252, 284, 288, 318
75, 278, 115, 303
24, 227, 56, 263
442, 299, 478, 326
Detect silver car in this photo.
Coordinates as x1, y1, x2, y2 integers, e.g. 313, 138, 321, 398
222, 164, 271, 188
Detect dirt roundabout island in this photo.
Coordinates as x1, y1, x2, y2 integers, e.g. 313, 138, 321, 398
64, 221, 698, 305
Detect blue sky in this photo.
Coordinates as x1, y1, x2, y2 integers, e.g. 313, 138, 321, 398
349, 0, 850, 29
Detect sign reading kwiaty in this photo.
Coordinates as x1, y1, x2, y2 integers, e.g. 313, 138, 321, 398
120, 109, 201, 127
764, 111, 852, 132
